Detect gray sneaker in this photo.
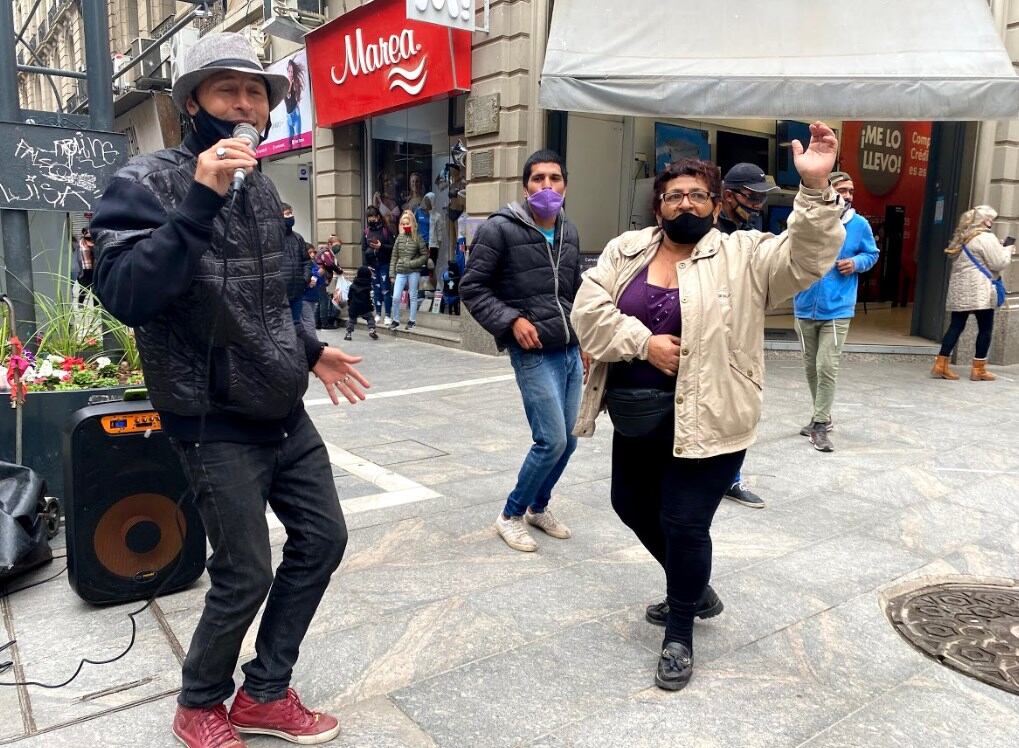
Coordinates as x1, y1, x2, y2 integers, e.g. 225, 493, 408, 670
724, 482, 765, 508
810, 422, 834, 452
799, 419, 834, 437
495, 513, 538, 552
525, 508, 572, 539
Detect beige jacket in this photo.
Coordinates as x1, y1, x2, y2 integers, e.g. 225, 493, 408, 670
945, 231, 1012, 312
571, 186, 844, 459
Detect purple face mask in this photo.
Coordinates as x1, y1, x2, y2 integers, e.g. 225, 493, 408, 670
526, 188, 565, 221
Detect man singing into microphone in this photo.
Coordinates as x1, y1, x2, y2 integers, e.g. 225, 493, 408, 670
89, 33, 368, 748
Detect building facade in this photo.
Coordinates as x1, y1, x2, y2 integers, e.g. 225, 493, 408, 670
11, 0, 1019, 359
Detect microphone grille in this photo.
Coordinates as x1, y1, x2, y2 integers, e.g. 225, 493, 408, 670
232, 122, 261, 148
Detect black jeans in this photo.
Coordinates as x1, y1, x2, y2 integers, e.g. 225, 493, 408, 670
939, 309, 995, 359
610, 427, 745, 651
171, 410, 347, 708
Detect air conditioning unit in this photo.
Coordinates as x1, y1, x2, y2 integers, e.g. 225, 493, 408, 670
132, 37, 171, 90
261, 0, 325, 42
112, 52, 134, 94
169, 25, 201, 85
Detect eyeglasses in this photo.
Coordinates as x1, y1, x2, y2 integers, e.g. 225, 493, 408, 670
659, 190, 716, 208
735, 189, 768, 208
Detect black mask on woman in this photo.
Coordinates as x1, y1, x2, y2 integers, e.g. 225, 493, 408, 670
661, 212, 715, 245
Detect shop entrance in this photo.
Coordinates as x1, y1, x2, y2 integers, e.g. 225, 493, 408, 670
367, 97, 467, 309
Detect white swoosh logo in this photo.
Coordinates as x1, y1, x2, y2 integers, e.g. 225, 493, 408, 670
390, 74, 428, 95
387, 56, 427, 83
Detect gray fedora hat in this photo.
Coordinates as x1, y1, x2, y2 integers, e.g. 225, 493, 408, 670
171, 32, 290, 113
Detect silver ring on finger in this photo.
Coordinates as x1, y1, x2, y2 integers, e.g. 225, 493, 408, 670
342, 374, 351, 384
216, 147, 227, 160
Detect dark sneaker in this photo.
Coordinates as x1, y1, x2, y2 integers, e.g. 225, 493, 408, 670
724, 482, 765, 508
388, 321, 400, 330
655, 642, 694, 691
343, 332, 352, 341
230, 687, 340, 744
645, 585, 724, 626
810, 422, 834, 452
172, 704, 246, 748
406, 321, 416, 330
799, 419, 834, 437
369, 330, 379, 340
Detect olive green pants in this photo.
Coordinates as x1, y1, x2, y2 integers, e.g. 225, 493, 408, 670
795, 318, 851, 424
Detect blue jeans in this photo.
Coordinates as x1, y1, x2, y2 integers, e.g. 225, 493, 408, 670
170, 411, 347, 707
391, 272, 420, 324
373, 267, 392, 316
504, 344, 583, 517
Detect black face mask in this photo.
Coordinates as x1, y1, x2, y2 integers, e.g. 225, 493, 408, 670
283, 216, 295, 231
191, 107, 270, 150
661, 212, 715, 245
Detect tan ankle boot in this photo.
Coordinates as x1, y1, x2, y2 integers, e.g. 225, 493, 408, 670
970, 358, 996, 381
931, 355, 960, 380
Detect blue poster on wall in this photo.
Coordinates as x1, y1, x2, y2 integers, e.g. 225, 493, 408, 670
655, 123, 710, 175
776, 120, 811, 189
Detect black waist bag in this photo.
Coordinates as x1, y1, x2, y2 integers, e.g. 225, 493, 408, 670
604, 388, 675, 439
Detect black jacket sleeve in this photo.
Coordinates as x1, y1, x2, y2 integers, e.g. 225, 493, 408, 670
91, 177, 226, 327
460, 219, 521, 339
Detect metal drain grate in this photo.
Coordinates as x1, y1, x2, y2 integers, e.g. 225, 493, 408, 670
885, 580, 1019, 695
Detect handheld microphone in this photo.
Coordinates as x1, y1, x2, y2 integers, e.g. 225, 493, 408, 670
231, 122, 261, 192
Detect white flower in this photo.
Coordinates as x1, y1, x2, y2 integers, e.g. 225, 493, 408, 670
46, 354, 64, 364
95, 357, 112, 369
57, 370, 72, 381
37, 360, 54, 378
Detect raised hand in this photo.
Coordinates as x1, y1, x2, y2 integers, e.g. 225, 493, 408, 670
791, 121, 839, 190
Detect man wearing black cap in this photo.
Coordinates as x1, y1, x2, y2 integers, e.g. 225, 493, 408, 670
90, 32, 369, 748
715, 163, 778, 509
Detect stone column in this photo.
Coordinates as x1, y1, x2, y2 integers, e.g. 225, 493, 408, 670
314, 124, 363, 269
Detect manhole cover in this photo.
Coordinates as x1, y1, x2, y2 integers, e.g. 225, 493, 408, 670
885, 580, 1019, 695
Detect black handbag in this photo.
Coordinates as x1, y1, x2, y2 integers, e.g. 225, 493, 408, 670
604, 388, 675, 438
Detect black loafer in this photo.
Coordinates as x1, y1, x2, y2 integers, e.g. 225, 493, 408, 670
655, 641, 694, 691
645, 585, 724, 626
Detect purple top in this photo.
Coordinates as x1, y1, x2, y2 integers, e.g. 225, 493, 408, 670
607, 265, 681, 391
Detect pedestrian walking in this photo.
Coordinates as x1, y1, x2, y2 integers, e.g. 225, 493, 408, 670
89, 31, 369, 747
389, 210, 428, 330
461, 149, 590, 553
716, 163, 777, 508
301, 246, 322, 341
344, 266, 379, 341
571, 122, 844, 692
794, 171, 879, 451
280, 203, 309, 326
362, 205, 394, 323
932, 205, 1012, 381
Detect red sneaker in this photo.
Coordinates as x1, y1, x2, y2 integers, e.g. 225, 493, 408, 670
172, 704, 247, 748
229, 687, 340, 744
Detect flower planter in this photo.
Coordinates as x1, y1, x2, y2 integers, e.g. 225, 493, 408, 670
0, 387, 131, 498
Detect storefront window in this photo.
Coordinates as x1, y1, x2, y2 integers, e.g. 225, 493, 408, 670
368, 96, 466, 294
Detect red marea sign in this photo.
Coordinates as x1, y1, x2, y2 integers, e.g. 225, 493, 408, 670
306, 0, 472, 128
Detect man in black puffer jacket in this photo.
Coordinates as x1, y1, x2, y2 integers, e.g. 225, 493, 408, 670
462, 149, 590, 554
90, 32, 368, 748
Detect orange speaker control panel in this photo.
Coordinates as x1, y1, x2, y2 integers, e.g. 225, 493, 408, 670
100, 411, 162, 435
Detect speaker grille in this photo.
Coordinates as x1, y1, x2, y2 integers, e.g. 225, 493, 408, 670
93, 492, 187, 580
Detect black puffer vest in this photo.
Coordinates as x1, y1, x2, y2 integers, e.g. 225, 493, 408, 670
110, 140, 308, 420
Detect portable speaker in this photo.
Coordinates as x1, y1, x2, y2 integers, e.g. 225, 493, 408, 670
63, 400, 206, 605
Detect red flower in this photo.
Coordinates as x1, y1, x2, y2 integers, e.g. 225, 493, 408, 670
61, 356, 85, 371
86, 337, 98, 347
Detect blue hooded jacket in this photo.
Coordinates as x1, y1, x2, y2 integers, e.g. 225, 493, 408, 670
793, 210, 879, 320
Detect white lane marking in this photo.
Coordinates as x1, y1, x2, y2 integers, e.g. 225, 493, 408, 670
935, 467, 1019, 476
266, 441, 441, 530
304, 374, 514, 408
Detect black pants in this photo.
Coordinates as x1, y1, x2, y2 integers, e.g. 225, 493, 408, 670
610, 428, 745, 651
171, 410, 347, 707
345, 312, 376, 334
939, 309, 995, 359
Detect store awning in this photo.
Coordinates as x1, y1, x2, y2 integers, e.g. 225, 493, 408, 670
539, 0, 1019, 121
